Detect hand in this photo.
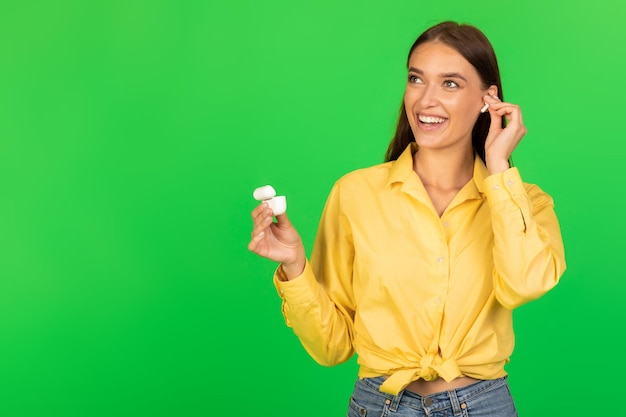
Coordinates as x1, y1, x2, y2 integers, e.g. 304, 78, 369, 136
483, 95, 527, 174
248, 203, 306, 279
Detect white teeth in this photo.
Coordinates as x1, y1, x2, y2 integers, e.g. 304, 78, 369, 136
418, 115, 446, 124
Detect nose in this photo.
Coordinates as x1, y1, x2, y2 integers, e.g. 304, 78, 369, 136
420, 85, 439, 108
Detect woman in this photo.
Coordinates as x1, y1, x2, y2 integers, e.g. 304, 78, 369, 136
249, 21, 565, 416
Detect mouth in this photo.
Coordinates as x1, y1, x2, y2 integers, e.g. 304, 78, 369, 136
416, 113, 448, 130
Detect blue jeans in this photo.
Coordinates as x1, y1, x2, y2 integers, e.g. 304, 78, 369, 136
347, 376, 518, 417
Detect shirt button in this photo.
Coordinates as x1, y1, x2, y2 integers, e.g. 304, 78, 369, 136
443, 221, 449, 227
507, 180, 514, 186
493, 184, 500, 190
279, 290, 285, 295
434, 297, 441, 304
436, 257, 443, 263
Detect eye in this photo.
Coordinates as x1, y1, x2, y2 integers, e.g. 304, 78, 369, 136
408, 74, 423, 84
443, 80, 459, 88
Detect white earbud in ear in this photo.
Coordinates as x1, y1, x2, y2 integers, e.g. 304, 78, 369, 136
253, 185, 287, 215
480, 103, 489, 113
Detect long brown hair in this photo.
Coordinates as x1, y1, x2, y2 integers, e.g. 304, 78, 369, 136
384, 21, 505, 164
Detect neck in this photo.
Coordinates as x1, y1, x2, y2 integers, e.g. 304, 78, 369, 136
413, 146, 475, 191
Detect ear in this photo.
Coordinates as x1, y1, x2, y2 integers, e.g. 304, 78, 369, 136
486, 85, 498, 98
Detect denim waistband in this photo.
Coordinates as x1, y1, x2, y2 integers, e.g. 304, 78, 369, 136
357, 375, 509, 413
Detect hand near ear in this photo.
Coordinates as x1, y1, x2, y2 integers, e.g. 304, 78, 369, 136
482, 95, 527, 175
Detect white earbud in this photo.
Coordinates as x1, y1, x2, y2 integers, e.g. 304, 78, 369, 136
253, 185, 287, 215
480, 103, 489, 113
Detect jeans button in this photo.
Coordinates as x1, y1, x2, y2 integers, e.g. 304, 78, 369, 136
424, 397, 433, 407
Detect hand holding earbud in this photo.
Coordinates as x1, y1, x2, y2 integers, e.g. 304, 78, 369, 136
248, 185, 306, 279
482, 94, 527, 174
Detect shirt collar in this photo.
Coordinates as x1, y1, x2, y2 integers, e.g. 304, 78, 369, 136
386, 142, 490, 198
386, 142, 418, 186
471, 153, 489, 195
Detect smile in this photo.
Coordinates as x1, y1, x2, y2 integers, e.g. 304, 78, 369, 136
418, 114, 447, 124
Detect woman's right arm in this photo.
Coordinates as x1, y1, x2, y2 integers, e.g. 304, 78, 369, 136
248, 183, 356, 366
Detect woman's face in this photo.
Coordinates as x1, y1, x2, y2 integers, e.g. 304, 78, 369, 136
404, 41, 495, 153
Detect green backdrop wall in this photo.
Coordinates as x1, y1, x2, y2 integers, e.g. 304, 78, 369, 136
0, 1, 624, 416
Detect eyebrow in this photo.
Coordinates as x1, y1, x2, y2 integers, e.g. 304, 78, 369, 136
408, 67, 467, 82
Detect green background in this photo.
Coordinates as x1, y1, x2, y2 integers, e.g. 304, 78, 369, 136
0, 1, 623, 415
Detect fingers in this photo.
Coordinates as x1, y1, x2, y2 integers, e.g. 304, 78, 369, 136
484, 95, 525, 128
482, 95, 527, 172
250, 214, 272, 240
251, 201, 270, 220
251, 202, 270, 227
248, 203, 273, 251
247, 229, 265, 252
274, 211, 293, 229
484, 95, 504, 134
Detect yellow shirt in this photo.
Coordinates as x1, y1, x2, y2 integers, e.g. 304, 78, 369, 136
274, 143, 566, 395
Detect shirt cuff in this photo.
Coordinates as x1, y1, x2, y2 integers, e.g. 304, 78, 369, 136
273, 260, 320, 305
482, 167, 526, 205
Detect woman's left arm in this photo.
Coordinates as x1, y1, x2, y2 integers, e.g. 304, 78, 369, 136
481, 95, 566, 309
485, 171, 567, 309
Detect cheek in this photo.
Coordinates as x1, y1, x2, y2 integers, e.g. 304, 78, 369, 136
444, 97, 479, 123
403, 87, 421, 106
403, 91, 412, 109
455, 104, 481, 131
403, 93, 414, 118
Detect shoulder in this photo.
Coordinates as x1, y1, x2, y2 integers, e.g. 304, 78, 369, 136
334, 161, 394, 192
321, 161, 394, 209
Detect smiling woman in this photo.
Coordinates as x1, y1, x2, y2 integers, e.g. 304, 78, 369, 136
404, 42, 496, 159
248, 20, 566, 417
386, 21, 505, 167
